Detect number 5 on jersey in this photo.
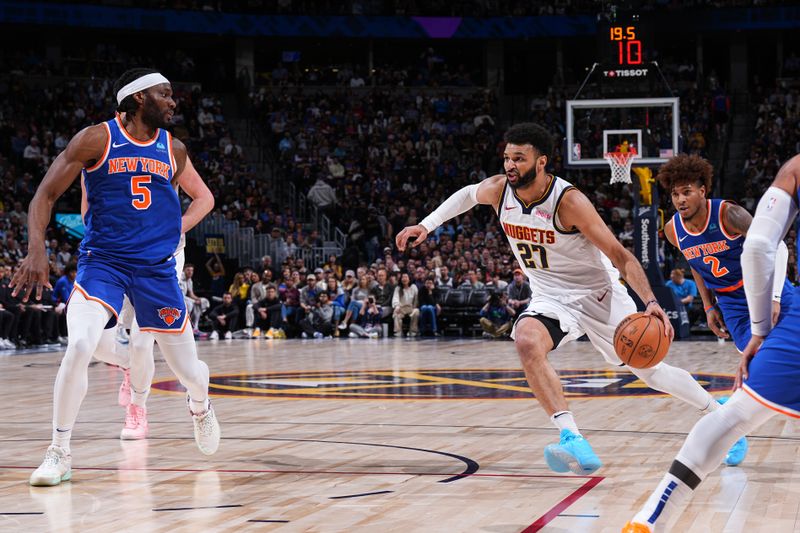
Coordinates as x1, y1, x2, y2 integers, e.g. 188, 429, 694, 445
131, 175, 152, 210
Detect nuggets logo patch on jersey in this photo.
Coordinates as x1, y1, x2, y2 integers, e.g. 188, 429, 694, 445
151, 369, 735, 400
158, 307, 182, 326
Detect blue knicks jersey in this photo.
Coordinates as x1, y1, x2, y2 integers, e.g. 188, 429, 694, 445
673, 199, 744, 296
80, 115, 181, 265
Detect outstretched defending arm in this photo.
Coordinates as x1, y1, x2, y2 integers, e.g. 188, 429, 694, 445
722, 202, 789, 317
737, 154, 800, 388
395, 174, 505, 251
741, 191, 797, 337
11, 124, 107, 301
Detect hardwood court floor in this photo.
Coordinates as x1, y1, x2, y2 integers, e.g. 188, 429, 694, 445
1, 337, 799, 532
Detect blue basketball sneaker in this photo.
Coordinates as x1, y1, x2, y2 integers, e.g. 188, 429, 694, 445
544, 429, 603, 474
718, 396, 749, 466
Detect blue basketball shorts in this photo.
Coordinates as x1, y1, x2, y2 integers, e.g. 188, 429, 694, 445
743, 301, 800, 418
72, 254, 187, 333
717, 281, 794, 352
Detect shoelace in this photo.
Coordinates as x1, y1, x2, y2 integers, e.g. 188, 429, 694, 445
195, 408, 216, 437
42, 448, 63, 467
562, 433, 579, 444
125, 406, 142, 427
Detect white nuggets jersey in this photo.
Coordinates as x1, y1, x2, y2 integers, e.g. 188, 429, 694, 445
498, 175, 620, 303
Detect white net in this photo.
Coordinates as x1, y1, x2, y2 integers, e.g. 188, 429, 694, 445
604, 151, 635, 184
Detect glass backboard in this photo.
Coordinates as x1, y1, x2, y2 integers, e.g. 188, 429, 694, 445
566, 97, 680, 167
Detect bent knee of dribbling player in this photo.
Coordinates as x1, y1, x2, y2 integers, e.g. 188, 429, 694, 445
513, 316, 555, 363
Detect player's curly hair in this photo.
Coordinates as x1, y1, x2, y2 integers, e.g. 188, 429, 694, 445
113, 67, 159, 117
504, 123, 554, 160
656, 153, 714, 193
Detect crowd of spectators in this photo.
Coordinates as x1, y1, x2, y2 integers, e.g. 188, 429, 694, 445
263, 52, 479, 88
186, 252, 534, 340
744, 82, 800, 198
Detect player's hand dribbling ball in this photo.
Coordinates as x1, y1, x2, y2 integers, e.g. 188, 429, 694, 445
613, 312, 671, 368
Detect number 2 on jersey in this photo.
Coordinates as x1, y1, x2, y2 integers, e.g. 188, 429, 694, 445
702, 256, 729, 278
131, 175, 152, 210
517, 243, 549, 270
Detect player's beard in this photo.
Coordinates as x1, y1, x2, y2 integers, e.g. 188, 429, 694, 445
507, 167, 538, 189
141, 100, 172, 129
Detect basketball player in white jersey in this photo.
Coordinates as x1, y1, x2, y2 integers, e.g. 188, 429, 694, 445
88, 153, 213, 440
397, 123, 731, 474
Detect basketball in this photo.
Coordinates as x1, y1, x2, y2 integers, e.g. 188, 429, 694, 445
613, 312, 671, 368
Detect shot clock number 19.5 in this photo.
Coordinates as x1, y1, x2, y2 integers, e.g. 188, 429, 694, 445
609, 25, 642, 66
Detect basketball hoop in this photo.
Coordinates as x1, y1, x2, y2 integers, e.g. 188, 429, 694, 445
604, 150, 636, 184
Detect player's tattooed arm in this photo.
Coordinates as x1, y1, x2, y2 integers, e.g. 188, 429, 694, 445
11, 124, 107, 300
721, 202, 753, 236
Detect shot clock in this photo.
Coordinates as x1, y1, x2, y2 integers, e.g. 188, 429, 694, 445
609, 25, 643, 66
598, 15, 651, 78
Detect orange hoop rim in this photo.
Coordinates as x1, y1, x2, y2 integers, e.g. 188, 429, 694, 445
603, 150, 637, 163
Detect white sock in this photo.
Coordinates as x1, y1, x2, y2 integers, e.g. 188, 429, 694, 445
629, 363, 717, 411
631, 390, 777, 529
131, 386, 150, 407
190, 397, 210, 414
550, 410, 581, 436
632, 471, 694, 531
52, 428, 72, 455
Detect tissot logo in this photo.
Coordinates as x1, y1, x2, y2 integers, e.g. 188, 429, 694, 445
152, 369, 734, 400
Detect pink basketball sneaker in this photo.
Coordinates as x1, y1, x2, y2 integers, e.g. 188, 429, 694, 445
120, 403, 148, 440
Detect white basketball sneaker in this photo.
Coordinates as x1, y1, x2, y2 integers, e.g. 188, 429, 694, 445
190, 399, 220, 455
120, 403, 148, 440
29, 445, 72, 486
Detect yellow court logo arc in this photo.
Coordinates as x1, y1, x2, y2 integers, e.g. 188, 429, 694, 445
151, 369, 735, 400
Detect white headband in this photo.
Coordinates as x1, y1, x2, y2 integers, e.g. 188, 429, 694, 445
116, 72, 171, 105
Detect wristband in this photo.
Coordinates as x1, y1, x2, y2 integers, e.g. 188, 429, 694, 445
645, 299, 658, 308
704, 305, 715, 313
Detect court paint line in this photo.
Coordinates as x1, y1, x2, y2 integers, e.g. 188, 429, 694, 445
263, 436, 480, 484
557, 513, 600, 518
153, 504, 243, 512
329, 490, 394, 499
247, 520, 290, 523
0, 512, 44, 516
522, 476, 605, 532
0, 465, 601, 480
